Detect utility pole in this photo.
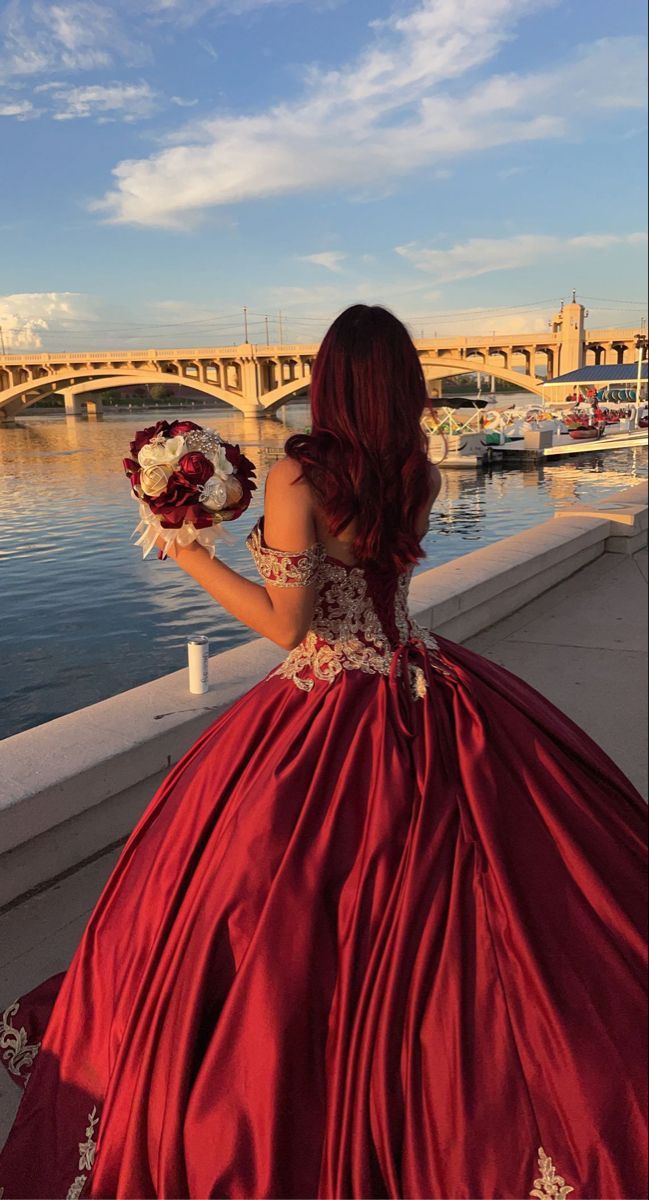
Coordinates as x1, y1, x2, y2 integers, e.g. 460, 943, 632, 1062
278, 311, 284, 346
635, 330, 647, 414
0, 325, 6, 355
243, 306, 249, 344
265, 315, 270, 346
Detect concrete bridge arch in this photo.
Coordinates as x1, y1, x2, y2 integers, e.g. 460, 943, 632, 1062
419, 356, 545, 398
259, 378, 310, 413
0, 368, 247, 418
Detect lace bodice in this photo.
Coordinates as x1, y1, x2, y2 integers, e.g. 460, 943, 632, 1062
246, 517, 449, 699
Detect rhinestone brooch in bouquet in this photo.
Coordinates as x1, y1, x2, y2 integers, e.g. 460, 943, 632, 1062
122, 419, 257, 558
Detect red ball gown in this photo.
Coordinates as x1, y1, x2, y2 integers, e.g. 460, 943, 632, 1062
1, 517, 647, 1199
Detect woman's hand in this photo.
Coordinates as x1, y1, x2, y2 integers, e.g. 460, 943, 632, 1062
148, 459, 317, 652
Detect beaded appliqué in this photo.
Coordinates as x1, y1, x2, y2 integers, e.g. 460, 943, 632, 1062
530, 1147, 574, 1199
246, 520, 325, 588
0, 1000, 40, 1084
65, 1105, 100, 1199
246, 517, 452, 697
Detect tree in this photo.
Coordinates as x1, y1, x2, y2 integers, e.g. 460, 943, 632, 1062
148, 383, 178, 402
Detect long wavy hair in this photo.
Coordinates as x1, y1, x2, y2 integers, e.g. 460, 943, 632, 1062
285, 305, 431, 575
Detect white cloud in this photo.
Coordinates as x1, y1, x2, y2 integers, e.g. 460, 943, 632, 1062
0, 99, 35, 118
90, 0, 647, 229
300, 251, 347, 273
0, 1, 148, 83
0, 292, 92, 349
146, 0, 313, 24
395, 231, 649, 283
48, 81, 157, 121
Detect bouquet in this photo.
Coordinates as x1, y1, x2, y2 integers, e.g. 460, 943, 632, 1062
122, 419, 256, 558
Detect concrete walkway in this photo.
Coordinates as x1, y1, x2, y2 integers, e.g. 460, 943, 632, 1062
1, 548, 647, 1147
465, 547, 648, 799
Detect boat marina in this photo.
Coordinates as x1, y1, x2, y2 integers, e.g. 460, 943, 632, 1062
425, 363, 648, 469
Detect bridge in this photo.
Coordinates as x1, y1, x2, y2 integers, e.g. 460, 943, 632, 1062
0, 301, 643, 419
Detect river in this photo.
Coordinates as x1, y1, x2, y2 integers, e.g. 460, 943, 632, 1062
0, 403, 646, 742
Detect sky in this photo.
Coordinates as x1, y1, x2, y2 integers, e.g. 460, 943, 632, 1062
0, 0, 647, 350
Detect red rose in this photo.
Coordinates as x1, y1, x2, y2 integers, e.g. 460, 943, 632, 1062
129, 420, 171, 459
149, 471, 198, 514
159, 501, 214, 530
168, 419, 202, 437
147, 472, 213, 530
176, 452, 214, 487
122, 457, 141, 489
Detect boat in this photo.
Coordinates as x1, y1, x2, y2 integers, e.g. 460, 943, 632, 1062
568, 424, 606, 441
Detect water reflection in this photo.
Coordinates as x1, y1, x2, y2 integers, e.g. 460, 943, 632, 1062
0, 409, 646, 741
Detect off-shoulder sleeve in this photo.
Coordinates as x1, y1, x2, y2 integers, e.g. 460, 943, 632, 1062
246, 517, 325, 587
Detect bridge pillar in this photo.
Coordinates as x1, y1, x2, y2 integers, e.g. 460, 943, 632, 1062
86, 396, 104, 417
62, 389, 83, 416
238, 354, 266, 416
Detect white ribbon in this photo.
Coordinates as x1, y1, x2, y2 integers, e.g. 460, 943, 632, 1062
131, 501, 236, 560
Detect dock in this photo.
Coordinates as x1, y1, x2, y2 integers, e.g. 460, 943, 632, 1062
490, 428, 648, 464
428, 426, 648, 469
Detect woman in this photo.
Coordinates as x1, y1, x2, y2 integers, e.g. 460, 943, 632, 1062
0, 306, 646, 1199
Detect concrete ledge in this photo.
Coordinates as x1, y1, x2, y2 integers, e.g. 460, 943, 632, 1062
0, 640, 284, 906
1, 484, 646, 907
553, 482, 648, 554
409, 515, 611, 641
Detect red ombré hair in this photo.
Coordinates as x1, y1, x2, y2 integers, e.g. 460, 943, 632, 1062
285, 305, 431, 574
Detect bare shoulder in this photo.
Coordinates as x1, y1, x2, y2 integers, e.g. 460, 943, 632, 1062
265, 455, 309, 493
263, 455, 317, 552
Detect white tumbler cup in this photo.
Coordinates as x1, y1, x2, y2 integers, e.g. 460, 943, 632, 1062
187, 636, 209, 695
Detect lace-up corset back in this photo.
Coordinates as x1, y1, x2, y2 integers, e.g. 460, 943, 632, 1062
246, 516, 442, 694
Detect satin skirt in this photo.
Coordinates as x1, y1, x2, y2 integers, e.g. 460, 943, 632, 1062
0, 635, 647, 1199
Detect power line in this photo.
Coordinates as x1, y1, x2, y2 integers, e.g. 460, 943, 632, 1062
17, 310, 246, 329
581, 295, 649, 306
0, 321, 268, 337
4, 293, 645, 352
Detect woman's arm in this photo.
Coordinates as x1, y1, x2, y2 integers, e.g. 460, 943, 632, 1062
160, 457, 319, 652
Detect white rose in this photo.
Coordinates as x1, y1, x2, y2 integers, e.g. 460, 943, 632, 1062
140, 463, 172, 497
138, 435, 186, 468
199, 478, 229, 511
209, 444, 235, 479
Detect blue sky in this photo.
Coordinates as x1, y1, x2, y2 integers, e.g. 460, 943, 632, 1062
0, 0, 647, 349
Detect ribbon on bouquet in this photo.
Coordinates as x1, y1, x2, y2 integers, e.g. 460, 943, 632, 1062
132, 501, 236, 560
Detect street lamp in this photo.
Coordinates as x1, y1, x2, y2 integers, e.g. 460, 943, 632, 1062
635, 332, 648, 419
